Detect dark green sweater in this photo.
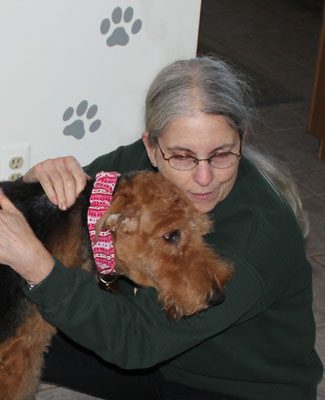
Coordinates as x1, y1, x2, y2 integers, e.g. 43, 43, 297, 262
25, 140, 323, 399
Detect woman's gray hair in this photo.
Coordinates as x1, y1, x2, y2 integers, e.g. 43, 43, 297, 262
145, 56, 254, 143
145, 56, 308, 236
243, 146, 309, 237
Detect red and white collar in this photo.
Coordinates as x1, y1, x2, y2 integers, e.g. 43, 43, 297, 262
87, 171, 120, 278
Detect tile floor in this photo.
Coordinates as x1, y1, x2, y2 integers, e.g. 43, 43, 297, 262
36, 0, 325, 398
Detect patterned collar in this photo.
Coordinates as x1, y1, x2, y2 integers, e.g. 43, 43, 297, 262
87, 171, 120, 281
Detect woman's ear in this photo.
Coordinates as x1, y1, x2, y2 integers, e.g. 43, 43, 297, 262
142, 131, 158, 167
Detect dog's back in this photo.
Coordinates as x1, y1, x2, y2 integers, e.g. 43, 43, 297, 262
0, 179, 94, 344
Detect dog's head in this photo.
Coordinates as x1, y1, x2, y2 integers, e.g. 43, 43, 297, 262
96, 171, 232, 318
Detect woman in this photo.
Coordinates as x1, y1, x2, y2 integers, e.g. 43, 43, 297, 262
0, 57, 322, 399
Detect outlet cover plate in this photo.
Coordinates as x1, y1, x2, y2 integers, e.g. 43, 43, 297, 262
0, 142, 31, 181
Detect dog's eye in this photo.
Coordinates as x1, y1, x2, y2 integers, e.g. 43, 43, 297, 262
163, 229, 181, 244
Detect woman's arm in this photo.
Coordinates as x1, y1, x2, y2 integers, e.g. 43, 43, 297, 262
23, 257, 263, 369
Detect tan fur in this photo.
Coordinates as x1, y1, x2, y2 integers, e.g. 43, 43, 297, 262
0, 311, 54, 400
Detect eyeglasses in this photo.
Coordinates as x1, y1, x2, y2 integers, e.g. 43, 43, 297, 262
156, 141, 241, 171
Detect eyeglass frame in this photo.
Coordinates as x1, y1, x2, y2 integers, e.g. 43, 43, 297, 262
155, 140, 242, 171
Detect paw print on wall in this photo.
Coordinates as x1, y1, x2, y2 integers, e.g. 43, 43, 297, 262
62, 100, 101, 140
100, 6, 142, 47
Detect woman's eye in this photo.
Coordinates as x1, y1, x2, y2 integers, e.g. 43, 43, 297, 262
173, 155, 194, 161
213, 152, 231, 159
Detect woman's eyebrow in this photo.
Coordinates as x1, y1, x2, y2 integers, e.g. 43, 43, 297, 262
209, 144, 237, 153
167, 143, 237, 154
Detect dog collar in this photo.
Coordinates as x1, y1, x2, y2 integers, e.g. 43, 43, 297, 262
87, 171, 120, 277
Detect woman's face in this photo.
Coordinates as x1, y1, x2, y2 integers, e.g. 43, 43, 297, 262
142, 113, 241, 213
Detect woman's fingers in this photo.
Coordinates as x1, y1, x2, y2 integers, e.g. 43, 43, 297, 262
23, 156, 89, 210
54, 158, 88, 209
0, 194, 54, 282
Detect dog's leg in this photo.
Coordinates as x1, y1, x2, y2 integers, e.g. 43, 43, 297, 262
0, 309, 55, 400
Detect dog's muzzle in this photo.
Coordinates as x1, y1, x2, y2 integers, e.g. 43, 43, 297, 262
208, 289, 225, 306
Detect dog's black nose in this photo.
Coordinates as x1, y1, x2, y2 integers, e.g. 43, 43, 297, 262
208, 289, 225, 306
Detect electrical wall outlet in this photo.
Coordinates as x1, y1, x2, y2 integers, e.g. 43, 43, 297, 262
8, 172, 23, 181
9, 156, 24, 170
0, 142, 31, 181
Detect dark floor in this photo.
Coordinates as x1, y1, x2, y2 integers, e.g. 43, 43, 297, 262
198, 0, 325, 398
36, 1, 325, 398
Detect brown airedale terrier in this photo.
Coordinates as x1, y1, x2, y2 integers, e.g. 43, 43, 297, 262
0, 171, 232, 400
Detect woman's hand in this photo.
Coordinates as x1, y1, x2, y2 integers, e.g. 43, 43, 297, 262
23, 156, 89, 210
0, 192, 54, 284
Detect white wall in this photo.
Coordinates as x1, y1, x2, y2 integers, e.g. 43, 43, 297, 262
0, 0, 201, 179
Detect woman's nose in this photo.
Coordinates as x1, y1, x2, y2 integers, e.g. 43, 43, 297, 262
192, 161, 214, 186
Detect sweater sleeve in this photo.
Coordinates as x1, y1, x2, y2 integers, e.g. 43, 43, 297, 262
23, 256, 263, 369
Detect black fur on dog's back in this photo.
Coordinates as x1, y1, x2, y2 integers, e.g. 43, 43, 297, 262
0, 180, 93, 242
0, 179, 94, 343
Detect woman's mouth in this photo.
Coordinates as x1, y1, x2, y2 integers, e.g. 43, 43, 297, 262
189, 191, 215, 201
186, 190, 220, 212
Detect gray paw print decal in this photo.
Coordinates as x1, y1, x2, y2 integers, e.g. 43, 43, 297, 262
100, 6, 142, 47
62, 100, 101, 140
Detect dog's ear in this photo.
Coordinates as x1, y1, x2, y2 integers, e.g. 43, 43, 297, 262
97, 213, 139, 234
